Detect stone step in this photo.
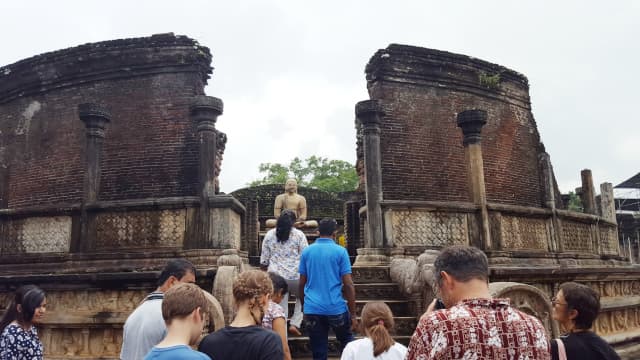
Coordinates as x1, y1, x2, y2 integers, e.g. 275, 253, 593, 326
288, 335, 412, 358
351, 266, 391, 283
288, 299, 411, 317
355, 283, 404, 300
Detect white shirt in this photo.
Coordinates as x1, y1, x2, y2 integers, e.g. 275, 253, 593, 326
260, 228, 308, 280
341, 338, 407, 360
120, 293, 167, 360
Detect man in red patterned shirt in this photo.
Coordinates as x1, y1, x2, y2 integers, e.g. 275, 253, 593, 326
406, 245, 551, 360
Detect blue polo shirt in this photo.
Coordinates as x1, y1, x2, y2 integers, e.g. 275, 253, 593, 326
299, 237, 351, 315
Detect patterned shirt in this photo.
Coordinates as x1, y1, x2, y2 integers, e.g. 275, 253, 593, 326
407, 298, 550, 360
0, 323, 44, 360
260, 228, 308, 280
261, 300, 286, 330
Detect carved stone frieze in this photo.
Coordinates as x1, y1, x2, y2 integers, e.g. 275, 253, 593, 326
391, 210, 468, 247
351, 267, 391, 283
560, 220, 593, 252
211, 208, 241, 249
45, 290, 147, 313
355, 284, 403, 300
489, 282, 557, 337
42, 327, 123, 359
95, 209, 186, 248
599, 225, 619, 255
499, 216, 548, 250
4, 216, 71, 253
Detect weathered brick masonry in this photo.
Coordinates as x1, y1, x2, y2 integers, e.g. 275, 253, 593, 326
362, 44, 548, 207
0, 34, 211, 208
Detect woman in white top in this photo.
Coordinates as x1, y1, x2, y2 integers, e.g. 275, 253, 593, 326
260, 209, 308, 335
341, 301, 407, 360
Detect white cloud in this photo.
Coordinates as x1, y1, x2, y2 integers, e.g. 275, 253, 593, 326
1, 0, 638, 194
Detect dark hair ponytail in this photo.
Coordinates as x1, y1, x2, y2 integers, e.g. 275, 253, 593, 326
0, 285, 46, 332
276, 209, 296, 243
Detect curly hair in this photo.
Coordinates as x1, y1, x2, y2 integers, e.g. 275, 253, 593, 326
233, 270, 273, 303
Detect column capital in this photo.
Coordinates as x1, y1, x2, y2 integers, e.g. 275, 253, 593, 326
78, 103, 111, 138
190, 96, 223, 132
456, 109, 487, 146
355, 100, 384, 129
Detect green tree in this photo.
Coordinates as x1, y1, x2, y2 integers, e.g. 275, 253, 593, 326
567, 191, 584, 212
249, 156, 358, 193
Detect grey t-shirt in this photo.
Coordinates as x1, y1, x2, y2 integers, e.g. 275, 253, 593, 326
120, 292, 166, 360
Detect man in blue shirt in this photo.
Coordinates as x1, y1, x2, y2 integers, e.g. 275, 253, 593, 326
299, 218, 356, 360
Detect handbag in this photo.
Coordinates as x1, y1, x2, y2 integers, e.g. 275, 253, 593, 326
555, 338, 567, 360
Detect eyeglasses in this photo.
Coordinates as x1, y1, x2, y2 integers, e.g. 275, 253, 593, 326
551, 297, 568, 306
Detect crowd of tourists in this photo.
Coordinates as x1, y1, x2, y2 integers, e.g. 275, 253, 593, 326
0, 215, 622, 360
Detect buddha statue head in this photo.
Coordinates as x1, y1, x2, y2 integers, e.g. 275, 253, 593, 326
285, 178, 298, 194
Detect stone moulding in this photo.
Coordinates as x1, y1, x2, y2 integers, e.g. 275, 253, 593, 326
0, 196, 245, 256
377, 199, 625, 262
0, 33, 212, 104
365, 44, 531, 109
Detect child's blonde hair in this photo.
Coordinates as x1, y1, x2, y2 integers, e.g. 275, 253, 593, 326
360, 301, 395, 356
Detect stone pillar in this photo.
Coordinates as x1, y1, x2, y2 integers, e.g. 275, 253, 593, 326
456, 110, 492, 250
77, 103, 111, 252
356, 100, 384, 248
189, 96, 223, 248
344, 200, 362, 257
191, 96, 223, 198
599, 182, 616, 222
539, 152, 556, 210
354, 100, 388, 265
245, 199, 260, 264
580, 169, 597, 215
78, 103, 111, 202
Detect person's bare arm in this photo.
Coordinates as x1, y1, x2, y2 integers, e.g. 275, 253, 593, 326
341, 273, 357, 330
298, 274, 307, 310
272, 317, 292, 360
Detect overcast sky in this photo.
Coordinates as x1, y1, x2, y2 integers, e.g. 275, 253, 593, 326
2, 1, 638, 194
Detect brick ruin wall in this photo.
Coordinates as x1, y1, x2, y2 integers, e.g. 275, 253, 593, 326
361, 44, 553, 208
231, 184, 346, 221
0, 34, 212, 209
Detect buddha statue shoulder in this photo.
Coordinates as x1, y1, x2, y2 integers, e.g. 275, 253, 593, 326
266, 179, 317, 228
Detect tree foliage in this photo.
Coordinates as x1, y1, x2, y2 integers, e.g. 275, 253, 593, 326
567, 191, 584, 212
249, 156, 358, 193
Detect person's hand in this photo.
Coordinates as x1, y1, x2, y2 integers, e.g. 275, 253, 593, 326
351, 316, 358, 331
420, 299, 438, 321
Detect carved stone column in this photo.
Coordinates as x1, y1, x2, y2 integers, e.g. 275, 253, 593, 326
189, 96, 223, 249
76, 103, 111, 252
356, 100, 384, 248
192, 96, 223, 199
456, 110, 492, 250
539, 152, 560, 252
580, 169, 597, 215
354, 100, 388, 265
78, 103, 111, 202
599, 182, 616, 222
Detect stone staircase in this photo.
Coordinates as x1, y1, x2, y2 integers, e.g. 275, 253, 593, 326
288, 265, 417, 359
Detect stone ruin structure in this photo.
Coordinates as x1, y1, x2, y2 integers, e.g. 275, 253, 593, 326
0, 34, 238, 359
346, 44, 640, 354
1, 35, 639, 358
230, 184, 349, 265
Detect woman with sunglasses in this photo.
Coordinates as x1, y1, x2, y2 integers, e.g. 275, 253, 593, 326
551, 282, 619, 360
